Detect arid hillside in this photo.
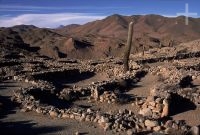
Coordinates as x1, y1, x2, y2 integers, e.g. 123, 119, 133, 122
1, 14, 200, 59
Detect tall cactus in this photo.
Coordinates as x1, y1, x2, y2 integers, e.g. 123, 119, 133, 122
123, 22, 134, 72
142, 44, 145, 56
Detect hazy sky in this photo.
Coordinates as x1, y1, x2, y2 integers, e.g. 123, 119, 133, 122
0, 0, 199, 28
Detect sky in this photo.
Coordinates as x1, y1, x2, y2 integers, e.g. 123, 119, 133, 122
0, 0, 199, 28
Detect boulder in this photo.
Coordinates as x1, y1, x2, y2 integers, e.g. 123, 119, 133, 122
139, 108, 152, 117
145, 120, 159, 128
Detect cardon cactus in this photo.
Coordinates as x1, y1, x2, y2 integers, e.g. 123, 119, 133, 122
123, 21, 134, 72
142, 44, 145, 56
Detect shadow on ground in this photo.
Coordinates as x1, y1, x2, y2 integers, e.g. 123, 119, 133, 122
0, 120, 64, 135
0, 86, 64, 135
0, 81, 17, 90
32, 69, 96, 89
27, 88, 73, 109
169, 93, 196, 116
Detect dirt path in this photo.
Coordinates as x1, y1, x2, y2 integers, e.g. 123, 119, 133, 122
127, 73, 158, 98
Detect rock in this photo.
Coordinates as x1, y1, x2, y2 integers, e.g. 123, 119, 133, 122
99, 96, 104, 102
192, 75, 196, 80
119, 109, 123, 114
87, 108, 92, 113
162, 99, 168, 105
25, 79, 29, 83
149, 101, 156, 107
93, 118, 98, 123
164, 127, 172, 134
58, 114, 62, 118
188, 126, 199, 135
152, 112, 160, 119
13, 76, 18, 80
139, 108, 152, 117
20, 108, 28, 112
60, 109, 65, 113
85, 115, 91, 121
90, 116, 95, 122
155, 103, 163, 113
127, 129, 136, 135
142, 103, 148, 108
119, 124, 124, 130
49, 110, 58, 117
93, 88, 99, 99
147, 96, 155, 102
10, 96, 15, 101
70, 114, 75, 119
75, 131, 80, 135
111, 98, 116, 102
104, 122, 111, 131
107, 100, 111, 104
36, 108, 42, 113
165, 128, 185, 135
62, 113, 69, 119
80, 116, 85, 121
100, 116, 109, 123
151, 132, 165, 135
145, 120, 159, 128
165, 120, 173, 128
155, 98, 162, 103
172, 123, 178, 130
137, 100, 144, 105
149, 105, 155, 110
74, 114, 81, 120
161, 102, 169, 118
26, 105, 33, 110
153, 126, 161, 132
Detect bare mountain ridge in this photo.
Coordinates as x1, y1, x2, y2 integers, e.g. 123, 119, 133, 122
56, 14, 200, 58
62, 14, 200, 42
1, 14, 200, 59
64, 15, 199, 41
0, 28, 40, 58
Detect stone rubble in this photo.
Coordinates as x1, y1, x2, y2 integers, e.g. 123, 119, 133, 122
0, 50, 199, 134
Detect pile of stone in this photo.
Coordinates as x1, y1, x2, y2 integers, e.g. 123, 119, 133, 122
138, 96, 170, 119
129, 60, 142, 70
132, 43, 200, 64
90, 86, 118, 104
173, 58, 200, 67
88, 58, 122, 73
149, 64, 200, 108
111, 66, 124, 77
13, 75, 56, 93
177, 87, 200, 107
59, 87, 87, 101
150, 66, 183, 83
99, 91, 118, 104
12, 86, 194, 134
59, 70, 142, 103
150, 65, 199, 88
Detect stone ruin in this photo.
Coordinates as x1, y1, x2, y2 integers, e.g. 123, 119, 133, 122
0, 49, 200, 135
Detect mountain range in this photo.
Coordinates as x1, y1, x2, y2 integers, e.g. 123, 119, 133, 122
1, 14, 200, 59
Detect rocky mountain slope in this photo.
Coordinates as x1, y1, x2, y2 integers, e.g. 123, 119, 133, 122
1, 14, 200, 59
